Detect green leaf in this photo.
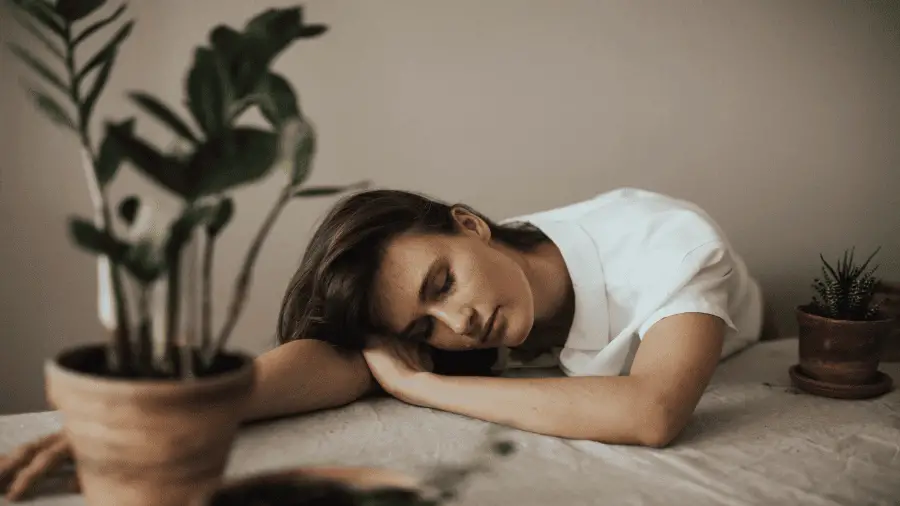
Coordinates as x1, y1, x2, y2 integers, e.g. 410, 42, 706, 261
8, 43, 68, 95
292, 183, 368, 198
76, 20, 133, 84
209, 25, 248, 96
128, 92, 198, 143
79, 47, 116, 128
95, 117, 134, 186
255, 72, 299, 127
54, 0, 104, 22
117, 195, 140, 225
290, 122, 316, 185
105, 121, 188, 196
68, 217, 128, 260
244, 7, 327, 63
11, 0, 66, 37
165, 203, 221, 258
26, 86, 76, 130
8, 7, 65, 60
206, 197, 234, 237
122, 239, 165, 284
73, 4, 126, 45
186, 47, 226, 135
185, 128, 278, 199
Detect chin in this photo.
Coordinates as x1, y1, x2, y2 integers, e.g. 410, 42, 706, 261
502, 315, 531, 347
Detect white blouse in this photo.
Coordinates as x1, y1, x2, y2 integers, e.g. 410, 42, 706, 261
494, 187, 764, 377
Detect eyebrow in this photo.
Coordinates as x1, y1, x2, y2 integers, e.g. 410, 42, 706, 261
398, 258, 442, 339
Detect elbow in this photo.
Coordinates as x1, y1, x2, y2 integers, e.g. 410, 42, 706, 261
636, 399, 685, 449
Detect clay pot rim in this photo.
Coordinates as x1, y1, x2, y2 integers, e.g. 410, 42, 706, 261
45, 343, 255, 394
795, 305, 895, 325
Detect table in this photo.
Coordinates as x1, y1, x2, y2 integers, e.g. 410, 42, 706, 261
2, 338, 899, 506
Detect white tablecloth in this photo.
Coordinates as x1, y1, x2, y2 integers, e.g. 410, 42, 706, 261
2, 338, 899, 506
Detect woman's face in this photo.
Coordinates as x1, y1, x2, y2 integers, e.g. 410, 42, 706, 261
370, 209, 534, 351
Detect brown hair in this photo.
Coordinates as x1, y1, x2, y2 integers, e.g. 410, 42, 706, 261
276, 189, 548, 375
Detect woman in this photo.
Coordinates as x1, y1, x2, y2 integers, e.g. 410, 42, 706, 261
0, 187, 763, 500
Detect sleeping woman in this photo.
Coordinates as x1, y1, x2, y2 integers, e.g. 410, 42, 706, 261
0, 186, 764, 500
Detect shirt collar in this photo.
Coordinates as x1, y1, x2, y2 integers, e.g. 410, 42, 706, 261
517, 216, 610, 351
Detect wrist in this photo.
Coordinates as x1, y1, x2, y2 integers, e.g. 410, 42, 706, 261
399, 371, 441, 406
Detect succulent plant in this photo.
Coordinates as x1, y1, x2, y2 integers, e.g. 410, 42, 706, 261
8, 0, 366, 378
808, 247, 883, 321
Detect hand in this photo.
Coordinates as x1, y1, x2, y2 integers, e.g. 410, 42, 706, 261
362, 335, 434, 403
0, 431, 78, 501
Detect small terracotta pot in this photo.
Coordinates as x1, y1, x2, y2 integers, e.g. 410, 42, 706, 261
873, 281, 900, 362
192, 466, 424, 506
795, 305, 894, 385
45, 344, 255, 506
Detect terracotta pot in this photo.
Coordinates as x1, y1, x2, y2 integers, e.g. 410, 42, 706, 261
45, 344, 255, 506
795, 305, 894, 385
192, 466, 424, 506
873, 281, 900, 362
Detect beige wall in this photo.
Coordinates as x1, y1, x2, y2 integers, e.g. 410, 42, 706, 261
1, 0, 898, 415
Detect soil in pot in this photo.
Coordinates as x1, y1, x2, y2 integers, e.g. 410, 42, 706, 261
45, 343, 255, 506
795, 305, 894, 385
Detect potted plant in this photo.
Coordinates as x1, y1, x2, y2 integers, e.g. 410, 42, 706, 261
872, 280, 900, 362
793, 247, 895, 396
7, 1, 364, 505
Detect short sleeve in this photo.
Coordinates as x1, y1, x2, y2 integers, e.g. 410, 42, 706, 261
637, 242, 739, 339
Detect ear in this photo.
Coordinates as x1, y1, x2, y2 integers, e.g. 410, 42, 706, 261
450, 206, 492, 242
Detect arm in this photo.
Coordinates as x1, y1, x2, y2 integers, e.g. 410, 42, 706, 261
242, 338, 377, 423
395, 312, 725, 447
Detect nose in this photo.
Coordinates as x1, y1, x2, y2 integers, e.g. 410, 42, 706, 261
429, 303, 478, 337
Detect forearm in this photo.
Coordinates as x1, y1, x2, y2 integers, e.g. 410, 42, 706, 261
242, 339, 376, 423
404, 374, 663, 446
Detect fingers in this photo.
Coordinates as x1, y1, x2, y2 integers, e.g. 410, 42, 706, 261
4, 434, 71, 501
0, 432, 61, 485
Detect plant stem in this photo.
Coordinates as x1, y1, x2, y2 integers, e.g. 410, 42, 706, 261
164, 252, 181, 376
65, 22, 132, 374
136, 284, 153, 375
201, 231, 215, 355
208, 186, 292, 362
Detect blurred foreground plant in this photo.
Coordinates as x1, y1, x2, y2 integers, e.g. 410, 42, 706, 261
8, 0, 366, 378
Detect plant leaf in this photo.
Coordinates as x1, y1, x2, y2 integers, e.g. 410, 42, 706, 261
26, 86, 76, 130
105, 121, 189, 196
122, 239, 165, 284
11, 0, 66, 37
244, 7, 327, 63
185, 128, 278, 199
68, 217, 128, 260
79, 47, 116, 128
165, 203, 222, 258
255, 72, 299, 127
8, 43, 68, 95
186, 47, 226, 136
8, 7, 65, 60
290, 122, 316, 185
206, 198, 234, 237
95, 117, 134, 186
54, 0, 104, 22
292, 182, 368, 198
128, 92, 199, 143
73, 3, 127, 45
76, 20, 133, 84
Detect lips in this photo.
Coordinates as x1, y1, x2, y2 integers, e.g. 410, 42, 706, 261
479, 308, 499, 344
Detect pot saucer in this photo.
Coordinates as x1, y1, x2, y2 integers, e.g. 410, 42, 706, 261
789, 365, 893, 400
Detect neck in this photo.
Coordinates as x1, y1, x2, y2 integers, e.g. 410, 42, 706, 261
508, 241, 573, 329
